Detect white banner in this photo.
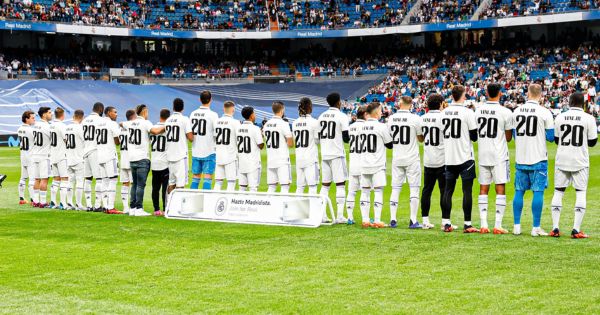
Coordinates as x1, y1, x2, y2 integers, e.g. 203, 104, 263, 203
165, 189, 334, 228
109, 68, 135, 77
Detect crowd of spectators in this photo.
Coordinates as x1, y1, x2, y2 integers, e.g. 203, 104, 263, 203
480, 0, 591, 19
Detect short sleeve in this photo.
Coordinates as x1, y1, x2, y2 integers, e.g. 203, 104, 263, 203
544, 110, 555, 129
554, 117, 561, 139
254, 127, 264, 145
380, 124, 393, 144
184, 118, 192, 134
588, 116, 598, 140
144, 120, 153, 133
504, 109, 516, 130
281, 121, 292, 138
466, 109, 477, 131
110, 121, 121, 138
340, 113, 350, 132
414, 116, 423, 135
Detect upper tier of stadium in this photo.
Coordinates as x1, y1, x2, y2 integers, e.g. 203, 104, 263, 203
1, 0, 600, 38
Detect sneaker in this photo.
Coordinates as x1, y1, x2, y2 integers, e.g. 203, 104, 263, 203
66, 203, 75, 210
443, 224, 454, 232
153, 210, 164, 216
48, 201, 57, 209
335, 217, 348, 224
76, 205, 86, 211
513, 224, 521, 235
123, 208, 130, 215
39, 203, 48, 208
105, 209, 123, 215
371, 221, 386, 228
531, 227, 549, 237
58, 203, 65, 210
86, 207, 94, 212
389, 220, 398, 228
93, 207, 105, 213
361, 221, 371, 228
0, 174, 6, 187
134, 208, 150, 217
19, 199, 29, 205
493, 227, 509, 234
347, 219, 355, 225
571, 229, 589, 239
409, 221, 423, 229
31, 202, 39, 208
464, 225, 480, 233
480, 227, 490, 234
549, 228, 561, 238
422, 222, 435, 230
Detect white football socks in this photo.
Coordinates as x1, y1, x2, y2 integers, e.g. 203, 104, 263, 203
360, 188, 371, 223
373, 188, 383, 223
335, 184, 345, 219
409, 186, 420, 224
478, 194, 488, 228
495, 195, 507, 229
574, 190, 587, 232
551, 189, 564, 230
389, 187, 400, 222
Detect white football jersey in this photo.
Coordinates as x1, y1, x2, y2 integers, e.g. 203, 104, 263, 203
263, 116, 292, 168
165, 112, 192, 162
150, 122, 168, 171
118, 127, 130, 169
421, 110, 445, 168
237, 121, 264, 173
95, 117, 120, 164
442, 103, 477, 165
348, 119, 365, 175
17, 124, 33, 166
64, 123, 85, 166
125, 117, 154, 162
31, 120, 52, 162
387, 110, 422, 167
81, 112, 102, 157
292, 115, 320, 168
190, 106, 218, 158
49, 119, 67, 163
215, 114, 241, 165
555, 107, 597, 172
513, 100, 554, 165
475, 102, 515, 166
360, 118, 393, 175
317, 107, 350, 160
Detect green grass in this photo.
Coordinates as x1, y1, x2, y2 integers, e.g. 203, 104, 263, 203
1, 143, 599, 314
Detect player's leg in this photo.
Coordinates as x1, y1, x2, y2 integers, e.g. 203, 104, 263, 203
190, 157, 202, 189
266, 168, 278, 193
359, 174, 372, 227
201, 154, 216, 190
248, 167, 260, 192
420, 167, 436, 228
512, 168, 530, 235
95, 164, 106, 211
39, 159, 51, 207
74, 163, 85, 210
478, 165, 492, 232
371, 170, 386, 228
225, 162, 237, 192
277, 165, 291, 193
238, 172, 249, 192
27, 166, 35, 204
160, 168, 169, 211
152, 169, 162, 211
530, 168, 549, 237
50, 170, 60, 208
389, 165, 404, 228
460, 161, 477, 232
214, 164, 225, 191
131, 159, 150, 215
441, 166, 458, 232
492, 161, 510, 234
346, 175, 360, 224
57, 160, 69, 209
308, 163, 319, 195
333, 158, 348, 223
320, 159, 332, 202
31, 162, 41, 206
83, 157, 94, 209
295, 165, 306, 194
550, 168, 568, 236
571, 168, 589, 238
407, 163, 422, 229
19, 165, 28, 204
120, 168, 131, 214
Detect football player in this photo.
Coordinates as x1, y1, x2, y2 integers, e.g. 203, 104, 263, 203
215, 101, 241, 191
17, 110, 35, 205
49, 107, 69, 209
475, 83, 514, 234
512, 84, 555, 236
550, 92, 597, 238
237, 107, 264, 192
292, 97, 320, 195
345, 105, 367, 225
359, 102, 393, 228
317, 92, 350, 223
263, 101, 293, 193
64, 109, 86, 210
30, 107, 53, 208
190, 90, 218, 190
440, 86, 479, 233
387, 96, 424, 228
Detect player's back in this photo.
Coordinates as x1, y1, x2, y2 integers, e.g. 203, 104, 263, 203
513, 101, 554, 165
118, 127, 129, 168
555, 107, 597, 172
263, 117, 291, 168
215, 115, 240, 165
95, 117, 119, 163
49, 120, 67, 163
150, 122, 168, 170
475, 102, 514, 166
190, 107, 218, 158
82, 113, 101, 157
317, 107, 349, 160
292, 115, 319, 168
421, 110, 445, 168
125, 117, 153, 162
442, 104, 476, 166
31, 119, 51, 160
387, 110, 422, 166
65, 123, 85, 166
17, 124, 33, 164
165, 112, 191, 162
236, 122, 263, 173
360, 118, 391, 174
348, 119, 365, 175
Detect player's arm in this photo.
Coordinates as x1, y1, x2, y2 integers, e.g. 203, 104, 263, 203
467, 111, 477, 142
283, 122, 293, 148
254, 127, 265, 150
544, 110, 555, 142
149, 123, 165, 135
111, 122, 120, 145
588, 117, 598, 147
341, 115, 350, 143
382, 125, 393, 149
504, 110, 515, 142
184, 119, 194, 142
415, 118, 424, 143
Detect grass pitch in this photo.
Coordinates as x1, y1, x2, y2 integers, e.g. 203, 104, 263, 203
1, 143, 599, 314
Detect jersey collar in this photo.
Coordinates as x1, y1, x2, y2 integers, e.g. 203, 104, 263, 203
367, 118, 378, 121
450, 102, 466, 107
526, 100, 540, 106
570, 107, 584, 111
172, 112, 182, 116
224, 114, 233, 117
396, 109, 410, 113
485, 101, 500, 105
356, 119, 365, 122
328, 107, 340, 112
428, 110, 440, 113
271, 116, 283, 120
136, 116, 146, 121
243, 121, 254, 124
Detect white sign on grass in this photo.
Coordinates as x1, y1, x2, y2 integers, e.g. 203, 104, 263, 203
165, 189, 334, 228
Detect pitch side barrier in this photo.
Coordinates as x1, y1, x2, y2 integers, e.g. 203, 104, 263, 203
165, 189, 335, 228
0, 11, 598, 39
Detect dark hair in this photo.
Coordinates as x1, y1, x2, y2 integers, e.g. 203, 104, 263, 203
487, 83, 502, 99
224, 101, 235, 109
104, 106, 115, 116
126, 109, 136, 121
272, 101, 285, 114
92, 102, 104, 115
569, 92, 585, 108
22, 110, 34, 123
38, 106, 51, 118
400, 96, 412, 106
160, 108, 171, 120
136, 104, 147, 115
427, 93, 444, 110
356, 105, 367, 120
298, 97, 312, 116
326, 92, 341, 107
173, 98, 184, 112
73, 109, 84, 119
366, 102, 381, 114
200, 90, 212, 105
451, 85, 466, 102
241, 106, 254, 120
54, 107, 65, 119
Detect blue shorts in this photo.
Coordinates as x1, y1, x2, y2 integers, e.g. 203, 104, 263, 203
515, 168, 548, 192
192, 154, 216, 175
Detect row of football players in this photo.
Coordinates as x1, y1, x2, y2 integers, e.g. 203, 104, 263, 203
17, 85, 597, 237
